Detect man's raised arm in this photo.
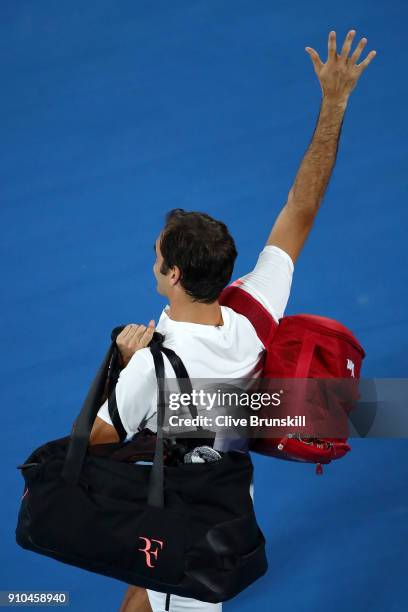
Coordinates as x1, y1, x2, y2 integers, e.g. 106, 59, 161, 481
268, 29, 376, 263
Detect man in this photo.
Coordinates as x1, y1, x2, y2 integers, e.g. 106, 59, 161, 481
89, 30, 376, 612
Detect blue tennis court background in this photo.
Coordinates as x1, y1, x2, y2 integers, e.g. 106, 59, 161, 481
1, 1, 407, 610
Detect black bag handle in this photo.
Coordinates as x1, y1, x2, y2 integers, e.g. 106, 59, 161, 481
61, 340, 115, 485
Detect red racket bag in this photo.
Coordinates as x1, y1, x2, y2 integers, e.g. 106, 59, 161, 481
219, 285, 365, 473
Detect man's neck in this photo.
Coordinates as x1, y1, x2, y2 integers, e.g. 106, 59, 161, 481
167, 299, 224, 326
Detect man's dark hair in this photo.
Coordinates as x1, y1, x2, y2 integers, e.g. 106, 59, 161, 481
159, 209, 237, 303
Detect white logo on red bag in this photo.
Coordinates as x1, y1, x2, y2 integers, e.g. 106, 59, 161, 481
138, 537, 164, 568
346, 359, 355, 377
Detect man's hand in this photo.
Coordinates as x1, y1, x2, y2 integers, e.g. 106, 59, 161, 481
266, 29, 377, 264
116, 321, 155, 367
306, 30, 376, 103
88, 321, 155, 446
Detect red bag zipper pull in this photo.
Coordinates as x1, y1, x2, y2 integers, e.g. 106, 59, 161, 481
277, 436, 289, 451
315, 462, 323, 475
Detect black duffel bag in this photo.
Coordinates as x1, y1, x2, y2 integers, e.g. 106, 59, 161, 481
15, 329, 268, 603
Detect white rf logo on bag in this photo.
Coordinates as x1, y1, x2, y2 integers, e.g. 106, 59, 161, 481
346, 359, 355, 377
138, 536, 164, 568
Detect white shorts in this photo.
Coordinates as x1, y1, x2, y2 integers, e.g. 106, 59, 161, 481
146, 590, 222, 612
146, 482, 254, 612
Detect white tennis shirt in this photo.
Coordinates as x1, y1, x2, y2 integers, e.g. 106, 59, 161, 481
97, 245, 294, 437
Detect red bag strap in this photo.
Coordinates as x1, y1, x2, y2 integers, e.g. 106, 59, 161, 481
294, 333, 316, 378
219, 284, 277, 347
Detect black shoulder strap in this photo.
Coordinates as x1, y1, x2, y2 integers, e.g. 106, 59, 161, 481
147, 342, 204, 507
159, 346, 199, 421
147, 343, 165, 507
160, 346, 190, 379
108, 388, 127, 442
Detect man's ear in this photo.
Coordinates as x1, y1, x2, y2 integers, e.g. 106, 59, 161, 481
169, 265, 182, 286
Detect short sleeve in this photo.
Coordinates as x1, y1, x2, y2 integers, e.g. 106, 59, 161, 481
96, 348, 158, 437
233, 245, 294, 323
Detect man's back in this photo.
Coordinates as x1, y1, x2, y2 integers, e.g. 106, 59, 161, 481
157, 304, 264, 378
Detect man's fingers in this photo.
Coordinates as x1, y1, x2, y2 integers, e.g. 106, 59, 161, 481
141, 321, 156, 338
119, 325, 132, 339
328, 30, 336, 61
141, 326, 155, 340
137, 324, 155, 347
124, 326, 145, 351
340, 29, 356, 61
125, 323, 143, 337
356, 49, 377, 71
349, 37, 368, 65
133, 325, 147, 341
117, 321, 156, 352
117, 325, 133, 342
118, 324, 142, 344
305, 47, 323, 72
